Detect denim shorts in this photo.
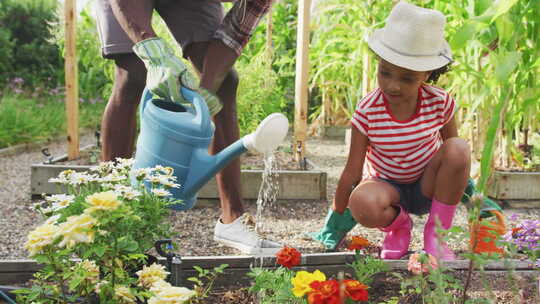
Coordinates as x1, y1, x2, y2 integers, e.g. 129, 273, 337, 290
378, 178, 432, 215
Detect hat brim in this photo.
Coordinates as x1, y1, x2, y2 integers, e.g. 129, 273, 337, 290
368, 29, 452, 72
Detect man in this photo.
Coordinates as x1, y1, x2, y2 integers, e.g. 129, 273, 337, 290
95, 0, 280, 254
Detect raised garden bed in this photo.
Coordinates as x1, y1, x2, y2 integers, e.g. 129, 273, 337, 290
487, 170, 540, 208
1, 255, 538, 303
30, 145, 327, 201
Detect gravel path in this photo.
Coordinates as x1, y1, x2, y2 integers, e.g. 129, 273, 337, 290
1, 136, 539, 259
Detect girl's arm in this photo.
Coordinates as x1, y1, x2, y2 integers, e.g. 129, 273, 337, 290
332, 127, 369, 213
440, 116, 458, 140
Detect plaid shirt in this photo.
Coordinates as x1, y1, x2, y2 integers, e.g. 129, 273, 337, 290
214, 0, 274, 55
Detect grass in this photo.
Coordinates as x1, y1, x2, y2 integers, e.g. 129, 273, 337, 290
0, 91, 106, 149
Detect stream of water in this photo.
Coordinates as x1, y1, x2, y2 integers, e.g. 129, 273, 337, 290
255, 152, 280, 234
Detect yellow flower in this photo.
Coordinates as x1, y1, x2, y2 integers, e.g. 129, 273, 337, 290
291, 270, 326, 297
24, 223, 59, 256
136, 263, 170, 288
56, 214, 96, 248
85, 191, 121, 213
79, 260, 99, 284
114, 286, 137, 304
149, 280, 196, 304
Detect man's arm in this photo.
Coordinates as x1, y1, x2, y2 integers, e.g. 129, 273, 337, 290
109, 0, 156, 43
201, 0, 274, 93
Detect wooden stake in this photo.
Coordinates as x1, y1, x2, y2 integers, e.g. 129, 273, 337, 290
294, 0, 312, 162
361, 48, 370, 97
64, 0, 79, 160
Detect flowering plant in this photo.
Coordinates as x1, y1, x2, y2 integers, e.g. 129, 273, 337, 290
16, 159, 197, 303
346, 236, 387, 286
503, 216, 540, 264
249, 246, 369, 303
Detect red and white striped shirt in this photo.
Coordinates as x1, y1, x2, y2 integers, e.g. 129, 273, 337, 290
351, 85, 456, 183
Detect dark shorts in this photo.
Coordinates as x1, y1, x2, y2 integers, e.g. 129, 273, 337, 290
95, 0, 223, 58
378, 178, 432, 215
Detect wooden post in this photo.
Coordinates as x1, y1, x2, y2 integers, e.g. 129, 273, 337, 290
294, 0, 311, 162
64, 0, 79, 160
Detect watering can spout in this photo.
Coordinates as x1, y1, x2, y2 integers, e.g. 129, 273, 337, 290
182, 113, 290, 205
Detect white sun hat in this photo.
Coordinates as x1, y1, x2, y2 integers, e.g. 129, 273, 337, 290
368, 1, 453, 72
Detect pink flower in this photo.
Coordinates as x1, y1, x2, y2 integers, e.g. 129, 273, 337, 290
407, 252, 438, 275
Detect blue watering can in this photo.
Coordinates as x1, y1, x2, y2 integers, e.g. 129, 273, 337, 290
132, 87, 289, 210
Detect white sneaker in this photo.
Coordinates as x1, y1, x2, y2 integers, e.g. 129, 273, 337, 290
214, 213, 282, 255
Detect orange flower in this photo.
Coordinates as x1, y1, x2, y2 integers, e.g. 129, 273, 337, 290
347, 236, 371, 251
307, 280, 341, 304
343, 279, 369, 302
276, 246, 301, 269
407, 252, 438, 275
511, 227, 522, 237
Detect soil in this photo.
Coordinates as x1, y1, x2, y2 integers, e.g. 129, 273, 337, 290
198, 270, 540, 303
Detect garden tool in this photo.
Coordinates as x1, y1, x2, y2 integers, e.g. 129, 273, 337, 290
424, 200, 457, 261
461, 178, 502, 219
133, 37, 222, 115
155, 239, 182, 286
469, 210, 506, 255
132, 87, 289, 210
380, 205, 412, 260
308, 208, 357, 251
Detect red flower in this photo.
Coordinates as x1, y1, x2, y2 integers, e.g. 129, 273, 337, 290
275, 246, 301, 269
343, 279, 369, 302
307, 280, 342, 304
347, 236, 371, 251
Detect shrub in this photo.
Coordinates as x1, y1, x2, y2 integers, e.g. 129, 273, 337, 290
0, 0, 62, 87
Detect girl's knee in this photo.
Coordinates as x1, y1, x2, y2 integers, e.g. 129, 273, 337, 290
442, 138, 471, 169
349, 191, 389, 228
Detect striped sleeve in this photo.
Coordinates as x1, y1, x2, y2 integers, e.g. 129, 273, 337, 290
442, 93, 456, 125
351, 107, 368, 135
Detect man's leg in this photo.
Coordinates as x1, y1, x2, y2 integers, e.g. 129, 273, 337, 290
183, 42, 244, 224
100, 54, 147, 161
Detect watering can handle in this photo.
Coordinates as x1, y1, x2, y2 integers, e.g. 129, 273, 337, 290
180, 86, 211, 128
490, 210, 506, 228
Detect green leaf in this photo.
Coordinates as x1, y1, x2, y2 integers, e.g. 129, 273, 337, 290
477, 89, 509, 191
450, 22, 478, 50
491, 0, 519, 23
495, 15, 514, 44
494, 51, 521, 83
95, 245, 106, 257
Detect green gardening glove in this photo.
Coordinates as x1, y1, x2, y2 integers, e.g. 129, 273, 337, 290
133, 37, 222, 116
461, 178, 502, 218
308, 208, 357, 251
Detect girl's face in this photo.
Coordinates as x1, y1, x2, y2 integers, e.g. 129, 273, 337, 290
377, 59, 430, 104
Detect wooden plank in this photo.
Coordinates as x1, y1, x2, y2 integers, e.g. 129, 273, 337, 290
64, 0, 79, 160
504, 200, 540, 209
2, 257, 535, 283
487, 171, 540, 199
31, 165, 327, 200
293, 0, 312, 162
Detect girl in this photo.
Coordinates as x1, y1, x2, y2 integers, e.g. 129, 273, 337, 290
333, 1, 470, 260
